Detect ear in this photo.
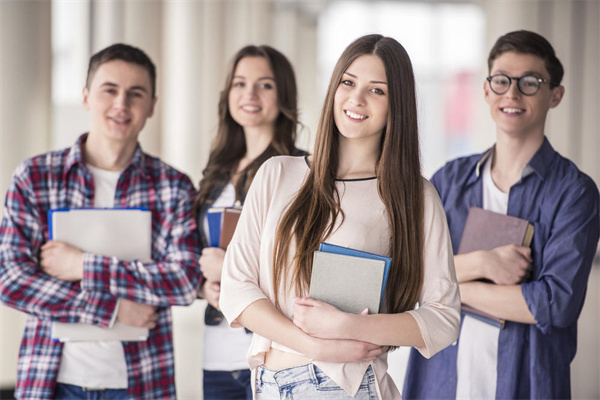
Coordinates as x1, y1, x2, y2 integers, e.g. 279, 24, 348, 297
549, 85, 565, 108
147, 96, 157, 118
82, 87, 90, 110
483, 79, 492, 105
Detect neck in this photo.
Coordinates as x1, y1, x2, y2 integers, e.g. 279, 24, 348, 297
491, 132, 544, 191
236, 126, 274, 173
84, 133, 137, 171
337, 136, 379, 180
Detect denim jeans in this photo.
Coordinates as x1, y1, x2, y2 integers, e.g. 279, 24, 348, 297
203, 369, 252, 400
255, 364, 378, 399
54, 383, 128, 400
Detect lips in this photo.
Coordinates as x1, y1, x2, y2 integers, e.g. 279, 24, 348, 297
345, 109, 368, 120
500, 107, 525, 114
109, 116, 131, 125
241, 105, 261, 112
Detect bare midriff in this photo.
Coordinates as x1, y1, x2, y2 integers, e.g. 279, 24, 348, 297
263, 347, 312, 371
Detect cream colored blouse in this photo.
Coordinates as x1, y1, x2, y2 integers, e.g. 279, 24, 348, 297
220, 156, 460, 399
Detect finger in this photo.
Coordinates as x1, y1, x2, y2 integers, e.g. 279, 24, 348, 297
294, 297, 319, 307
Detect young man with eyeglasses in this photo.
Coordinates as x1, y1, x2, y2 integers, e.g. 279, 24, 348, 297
403, 30, 599, 399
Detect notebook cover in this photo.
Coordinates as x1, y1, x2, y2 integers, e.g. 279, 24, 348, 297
218, 207, 242, 250
457, 206, 533, 328
48, 208, 151, 341
458, 207, 534, 254
207, 208, 224, 248
318, 242, 391, 307
309, 250, 385, 314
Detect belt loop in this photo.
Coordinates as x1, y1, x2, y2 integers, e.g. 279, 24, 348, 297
256, 366, 264, 389
307, 363, 319, 386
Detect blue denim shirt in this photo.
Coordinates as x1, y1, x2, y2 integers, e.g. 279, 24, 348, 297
403, 137, 599, 399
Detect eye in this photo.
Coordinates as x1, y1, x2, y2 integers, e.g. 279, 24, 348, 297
340, 79, 354, 87
232, 81, 244, 88
105, 88, 117, 95
129, 91, 144, 98
371, 87, 385, 95
260, 82, 274, 90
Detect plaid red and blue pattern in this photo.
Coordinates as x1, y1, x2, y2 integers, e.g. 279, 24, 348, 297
0, 133, 202, 399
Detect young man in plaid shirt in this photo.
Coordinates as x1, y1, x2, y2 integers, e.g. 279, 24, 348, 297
0, 43, 202, 399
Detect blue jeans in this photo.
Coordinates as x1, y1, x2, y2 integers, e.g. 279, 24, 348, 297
255, 364, 378, 399
203, 369, 252, 400
54, 383, 128, 400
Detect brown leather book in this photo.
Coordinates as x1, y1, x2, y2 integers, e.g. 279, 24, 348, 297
218, 207, 242, 250
458, 206, 534, 327
458, 206, 533, 254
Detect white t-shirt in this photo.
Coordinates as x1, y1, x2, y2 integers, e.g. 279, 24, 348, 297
202, 182, 253, 371
456, 153, 506, 399
56, 164, 128, 389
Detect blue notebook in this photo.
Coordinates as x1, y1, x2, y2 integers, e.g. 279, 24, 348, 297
318, 242, 391, 309
206, 208, 224, 248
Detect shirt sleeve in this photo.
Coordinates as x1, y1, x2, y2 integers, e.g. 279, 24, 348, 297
220, 160, 278, 327
406, 180, 461, 358
80, 175, 202, 307
0, 164, 117, 328
522, 176, 600, 333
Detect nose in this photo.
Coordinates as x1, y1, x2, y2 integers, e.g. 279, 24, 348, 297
350, 88, 366, 106
114, 91, 129, 109
244, 84, 259, 99
504, 79, 521, 99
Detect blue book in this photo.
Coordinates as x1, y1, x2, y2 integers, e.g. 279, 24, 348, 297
206, 208, 223, 248
318, 242, 391, 311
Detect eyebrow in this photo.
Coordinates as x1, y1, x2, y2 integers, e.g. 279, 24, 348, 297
232, 76, 275, 81
493, 69, 546, 77
343, 71, 387, 85
100, 82, 149, 93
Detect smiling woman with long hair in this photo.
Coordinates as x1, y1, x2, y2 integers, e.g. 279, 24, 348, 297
194, 45, 305, 400
219, 34, 460, 399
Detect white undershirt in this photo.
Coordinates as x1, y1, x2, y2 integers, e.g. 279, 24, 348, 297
202, 182, 253, 371
456, 153, 506, 399
56, 164, 128, 389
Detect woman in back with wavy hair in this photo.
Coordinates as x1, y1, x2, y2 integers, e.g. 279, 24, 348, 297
194, 44, 305, 400
220, 34, 460, 399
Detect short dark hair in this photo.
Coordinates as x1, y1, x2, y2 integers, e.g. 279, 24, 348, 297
488, 30, 564, 87
86, 43, 157, 97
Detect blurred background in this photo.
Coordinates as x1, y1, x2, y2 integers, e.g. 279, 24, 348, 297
1, 0, 598, 398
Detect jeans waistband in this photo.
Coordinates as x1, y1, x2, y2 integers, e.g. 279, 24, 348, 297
256, 363, 319, 386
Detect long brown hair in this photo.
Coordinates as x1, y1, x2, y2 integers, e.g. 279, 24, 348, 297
272, 34, 424, 316
194, 45, 299, 214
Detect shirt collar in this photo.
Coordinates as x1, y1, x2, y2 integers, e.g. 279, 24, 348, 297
64, 132, 149, 178
472, 136, 555, 182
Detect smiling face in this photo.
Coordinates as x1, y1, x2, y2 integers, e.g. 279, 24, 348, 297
485, 51, 564, 141
228, 56, 280, 134
333, 55, 388, 145
83, 60, 156, 146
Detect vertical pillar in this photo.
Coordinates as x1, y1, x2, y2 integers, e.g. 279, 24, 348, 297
0, 0, 51, 389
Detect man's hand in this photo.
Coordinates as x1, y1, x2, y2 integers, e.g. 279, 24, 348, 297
117, 299, 158, 329
40, 241, 84, 281
199, 280, 221, 310
198, 247, 226, 282
482, 245, 532, 285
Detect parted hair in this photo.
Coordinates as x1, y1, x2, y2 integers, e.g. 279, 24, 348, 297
488, 30, 564, 87
272, 34, 424, 317
194, 45, 300, 215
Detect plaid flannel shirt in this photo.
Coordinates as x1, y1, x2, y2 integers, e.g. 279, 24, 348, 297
0, 133, 202, 399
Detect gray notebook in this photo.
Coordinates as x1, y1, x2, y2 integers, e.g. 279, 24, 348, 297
309, 251, 385, 314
